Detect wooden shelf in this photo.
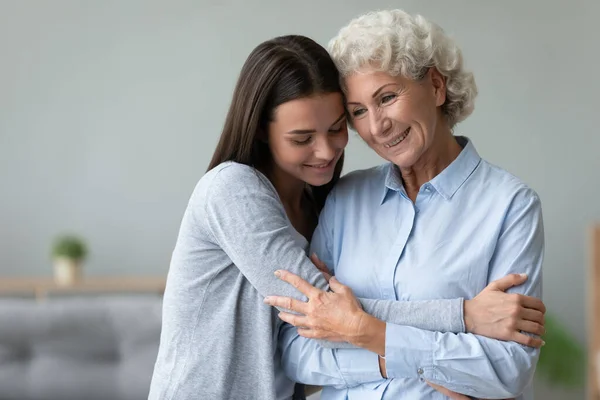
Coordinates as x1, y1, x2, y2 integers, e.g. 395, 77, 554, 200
0, 276, 166, 300
589, 225, 600, 400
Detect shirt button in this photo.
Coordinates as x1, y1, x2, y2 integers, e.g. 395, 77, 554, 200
424, 185, 430, 192
417, 368, 424, 375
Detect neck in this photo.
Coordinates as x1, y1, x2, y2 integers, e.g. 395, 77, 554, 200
263, 163, 305, 211
399, 125, 462, 197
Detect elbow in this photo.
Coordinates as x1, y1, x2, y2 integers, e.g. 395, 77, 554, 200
496, 346, 539, 397
507, 366, 537, 397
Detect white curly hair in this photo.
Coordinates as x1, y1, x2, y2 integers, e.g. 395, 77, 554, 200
328, 9, 478, 127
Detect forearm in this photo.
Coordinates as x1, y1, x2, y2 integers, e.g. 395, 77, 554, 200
382, 323, 538, 398
317, 297, 464, 349
359, 297, 465, 333
279, 323, 383, 388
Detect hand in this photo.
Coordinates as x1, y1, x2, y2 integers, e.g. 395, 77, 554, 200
426, 381, 515, 400
378, 356, 387, 378
426, 382, 471, 400
464, 273, 546, 347
263, 270, 365, 343
310, 253, 332, 282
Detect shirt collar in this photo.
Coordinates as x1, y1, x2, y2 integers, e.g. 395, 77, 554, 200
380, 136, 481, 204
380, 163, 404, 204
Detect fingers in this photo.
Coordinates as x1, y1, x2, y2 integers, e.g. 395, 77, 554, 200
520, 308, 545, 325
487, 273, 527, 291
296, 328, 345, 342
519, 295, 546, 314
426, 382, 471, 400
275, 270, 321, 298
511, 331, 545, 348
277, 311, 308, 328
263, 295, 309, 314
516, 320, 545, 337
321, 271, 333, 282
310, 253, 328, 272
328, 277, 350, 294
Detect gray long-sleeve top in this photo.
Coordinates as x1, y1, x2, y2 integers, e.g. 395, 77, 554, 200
148, 162, 464, 400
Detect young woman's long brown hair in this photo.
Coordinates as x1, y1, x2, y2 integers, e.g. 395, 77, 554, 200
207, 35, 344, 212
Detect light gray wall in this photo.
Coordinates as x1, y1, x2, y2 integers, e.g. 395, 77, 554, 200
1, 1, 596, 398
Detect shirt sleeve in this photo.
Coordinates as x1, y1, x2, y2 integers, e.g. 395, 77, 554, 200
202, 164, 328, 302
278, 322, 384, 388
381, 188, 544, 398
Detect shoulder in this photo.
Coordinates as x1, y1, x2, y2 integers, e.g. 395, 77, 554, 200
190, 161, 277, 207
206, 161, 266, 187
476, 159, 541, 208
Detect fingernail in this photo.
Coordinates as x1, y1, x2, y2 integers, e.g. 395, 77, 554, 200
542, 340, 546, 346
274, 270, 281, 277
519, 273, 527, 278
263, 297, 271, 303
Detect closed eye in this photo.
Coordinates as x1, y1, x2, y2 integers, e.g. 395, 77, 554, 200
293, 136, 313, 145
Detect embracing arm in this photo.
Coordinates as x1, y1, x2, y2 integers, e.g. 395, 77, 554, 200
205, 165, 466, 334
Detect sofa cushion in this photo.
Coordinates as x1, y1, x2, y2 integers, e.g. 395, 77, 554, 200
0, 295, 162, 400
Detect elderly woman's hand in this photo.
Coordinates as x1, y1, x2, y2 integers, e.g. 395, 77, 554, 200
264, 270, 368, 343
464, 274, 546, 348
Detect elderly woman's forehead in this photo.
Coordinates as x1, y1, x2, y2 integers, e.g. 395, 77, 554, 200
344, 71, 407, 90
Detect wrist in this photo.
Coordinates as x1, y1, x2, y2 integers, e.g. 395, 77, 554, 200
463, 299, 474, 333
346, 313, 386, 354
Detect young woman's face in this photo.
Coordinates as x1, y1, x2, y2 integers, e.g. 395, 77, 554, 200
267, 92, 348, 187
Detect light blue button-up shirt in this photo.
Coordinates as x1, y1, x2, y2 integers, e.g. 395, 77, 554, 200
279, 137, 543, 399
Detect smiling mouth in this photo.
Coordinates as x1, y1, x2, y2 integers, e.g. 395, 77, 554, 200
383, 127, 411, 148
305, 158, 334, 169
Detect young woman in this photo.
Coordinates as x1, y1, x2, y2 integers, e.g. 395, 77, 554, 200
148, 35, 546, 400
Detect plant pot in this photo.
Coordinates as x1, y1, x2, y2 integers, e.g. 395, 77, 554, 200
53, 257, 82, 286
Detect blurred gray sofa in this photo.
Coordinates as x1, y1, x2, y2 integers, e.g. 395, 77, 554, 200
0, 295, 162, 400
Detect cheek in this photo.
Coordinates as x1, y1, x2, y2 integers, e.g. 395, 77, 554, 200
273, 142, 311, 166
334, 130, 349, 149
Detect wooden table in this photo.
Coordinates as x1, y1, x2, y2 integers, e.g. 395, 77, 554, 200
0, 276, 166, 301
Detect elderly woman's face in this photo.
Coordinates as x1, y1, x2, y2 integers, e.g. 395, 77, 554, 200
345, 69, 446, 168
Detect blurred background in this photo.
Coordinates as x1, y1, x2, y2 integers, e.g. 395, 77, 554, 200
0, 0, 597, 399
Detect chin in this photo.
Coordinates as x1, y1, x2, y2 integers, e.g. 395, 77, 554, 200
303, 173, 334, 187
377, 148, 417, 168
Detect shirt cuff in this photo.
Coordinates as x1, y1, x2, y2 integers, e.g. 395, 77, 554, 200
384, 323, 435, 380
334, 348, 384, 387
456, 297, 466, 333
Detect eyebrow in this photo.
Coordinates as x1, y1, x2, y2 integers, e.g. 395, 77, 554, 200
346, 83, 399, 105
286, 112, 346, 134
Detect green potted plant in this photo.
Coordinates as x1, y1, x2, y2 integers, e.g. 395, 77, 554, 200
51, 235, 88, 285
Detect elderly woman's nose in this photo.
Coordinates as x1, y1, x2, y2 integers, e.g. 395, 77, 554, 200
369, 113, 391, 137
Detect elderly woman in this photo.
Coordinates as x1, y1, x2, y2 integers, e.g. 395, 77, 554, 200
265, 9, 543, 400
